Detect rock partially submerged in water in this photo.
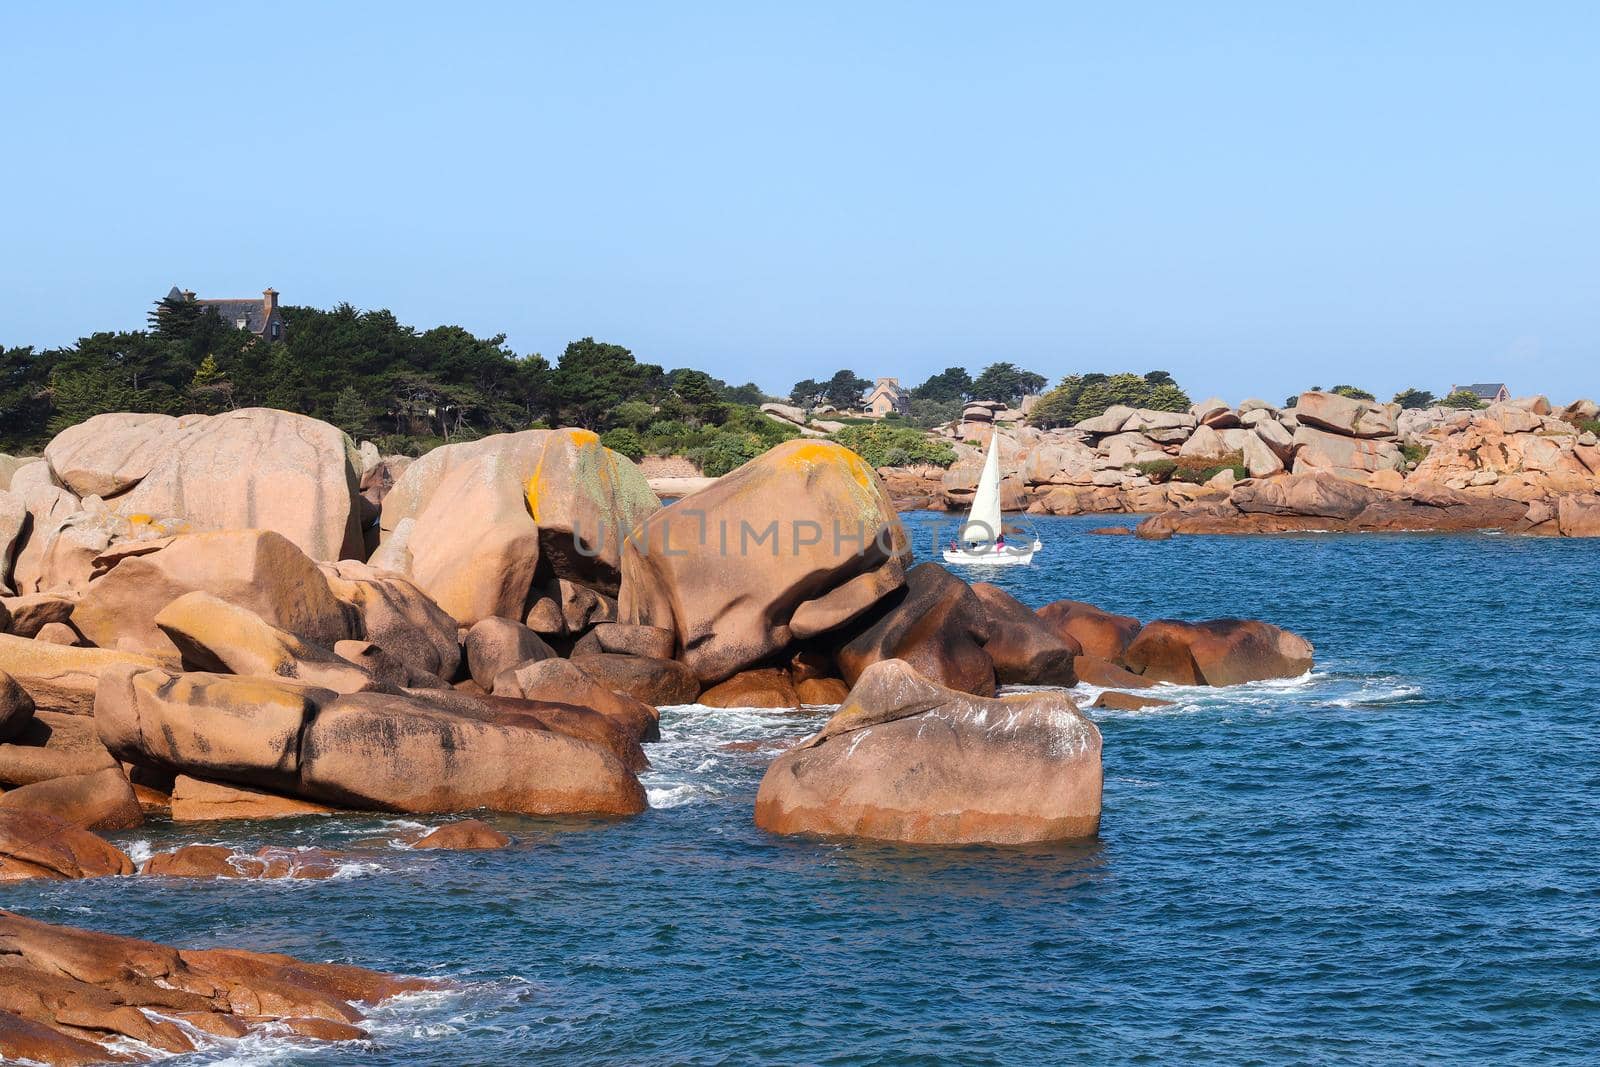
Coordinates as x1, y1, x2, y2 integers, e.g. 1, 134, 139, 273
0, 809, 133, 881
0, 908, 438, 1061
754, 660, 1102, 846
698, 667, 802, 709
412, 819, 512, 850
142, 844, 345, 880
1123, 619, 1313, 686
1034, 599, 1314, 691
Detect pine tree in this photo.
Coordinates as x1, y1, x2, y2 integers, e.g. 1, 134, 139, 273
330, 385, 374, 438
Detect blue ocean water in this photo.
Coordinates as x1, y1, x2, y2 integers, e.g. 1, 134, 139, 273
9, 513, 1600, 1064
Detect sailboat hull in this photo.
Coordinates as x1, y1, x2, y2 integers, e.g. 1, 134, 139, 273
942, 544, 1036, 566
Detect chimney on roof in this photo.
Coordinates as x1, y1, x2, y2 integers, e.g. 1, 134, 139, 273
183, 289, 196, 300
263, 288, 279, 314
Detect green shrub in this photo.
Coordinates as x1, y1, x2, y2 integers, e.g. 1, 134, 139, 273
686, 430, 765, 477
1576, 418, 1600, 436
600, 427, 644, 460
1028, 371, 1192, 429
1400, 442, 1429, 465
1133, 458, 1178, 482
1167, 451, 1246, 484
827, 424, 957, 468
1439, 390, 1487, 410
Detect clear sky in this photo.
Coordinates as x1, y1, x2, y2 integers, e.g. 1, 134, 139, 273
3, 2, 1597, 404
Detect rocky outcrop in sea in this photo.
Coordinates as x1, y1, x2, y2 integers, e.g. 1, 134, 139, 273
0, 406, 1315, 1061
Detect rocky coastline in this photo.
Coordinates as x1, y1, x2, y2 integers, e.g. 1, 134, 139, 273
868, 390, 1600, 537
6, 408, 1314, 1061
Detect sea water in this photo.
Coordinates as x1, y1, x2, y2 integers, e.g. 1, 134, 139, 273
9, 513, 1599, 1063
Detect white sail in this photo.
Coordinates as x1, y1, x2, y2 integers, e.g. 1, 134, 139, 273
961, 431, 1003, 543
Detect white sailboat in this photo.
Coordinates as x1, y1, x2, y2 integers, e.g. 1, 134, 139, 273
942, 430, 1041, 566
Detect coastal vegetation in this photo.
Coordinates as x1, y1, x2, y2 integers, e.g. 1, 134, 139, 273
1439, 389, 1489, 410
1392, 388, 1436, 409
827, 423, 958, 468
1132, 450, 1249, 485
1027, 371, 1192, 428
0, 298, 786, 459
790, 362, 1049, 429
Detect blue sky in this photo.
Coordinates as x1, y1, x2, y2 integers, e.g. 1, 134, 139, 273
3, 2, 1596, 404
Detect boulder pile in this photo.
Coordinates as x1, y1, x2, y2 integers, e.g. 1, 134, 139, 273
1034, 599, 1314, 689
876, 391, 1600, 537
1136, 394, 1600, 537
0, 408, 1316, 839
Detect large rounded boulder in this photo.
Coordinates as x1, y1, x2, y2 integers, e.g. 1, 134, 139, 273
618, 440, 909, 684
754, 660, 1102, 846
372, 429, 659, 625
46, 409, 365, 562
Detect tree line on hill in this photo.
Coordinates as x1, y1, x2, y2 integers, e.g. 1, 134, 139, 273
0, 295, 795, 473
789, 363, 1051, 428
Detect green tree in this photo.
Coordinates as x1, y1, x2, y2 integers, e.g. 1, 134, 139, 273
611, 399, 657, 431
789, 378, 822, 406
187, 353, 234, 414
1439, 389, 1488, 410
911, 366, 973, 403
330, 385, 375, 438
687, 431, 764, 476
0, 345, 55, 451
822, 369, 871, 410
1392, 388, 1436, 410
670, 368, 728, 426
972, 362, 1047, 404
551, 338, 658, 429
828, 424, 957, 468
1330, 384, 1376, 400
1027, 370, 1191, 428
721, 381, 768, 405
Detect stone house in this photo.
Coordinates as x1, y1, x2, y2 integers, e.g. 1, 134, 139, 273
863, 377, 910, 417
166, 286, 285, 340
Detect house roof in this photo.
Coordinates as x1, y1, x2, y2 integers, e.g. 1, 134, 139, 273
165, 286, 276, 334
199, 299, 274, 333
1454, 383, 1508, 399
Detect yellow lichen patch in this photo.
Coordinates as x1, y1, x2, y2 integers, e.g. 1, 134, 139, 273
775, 441, 876, 493
525, 428, 657, 526
128, 513, 153, 525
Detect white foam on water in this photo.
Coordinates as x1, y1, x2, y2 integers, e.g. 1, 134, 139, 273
646, 783, 704, 809
125, 981, 525, 1065
639, 702, 826, 811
